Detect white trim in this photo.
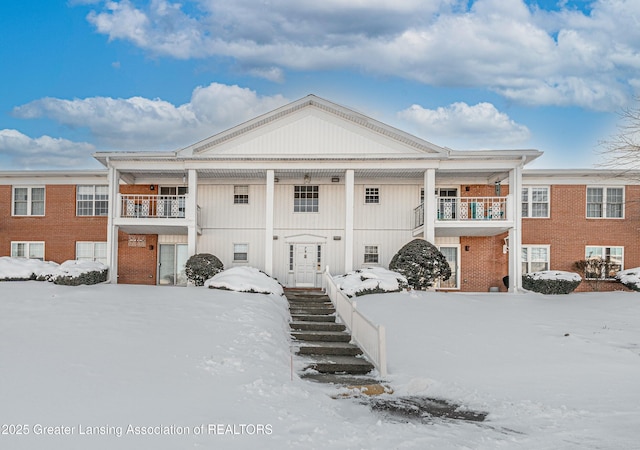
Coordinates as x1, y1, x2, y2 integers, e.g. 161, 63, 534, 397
363, 245, 380, 265
10, 241, 45, 260
436, 244, 460, 290
363, 186, 380, 205
521, 244, 551, 273
76, 241, 108, 265
233, 243, 249, 263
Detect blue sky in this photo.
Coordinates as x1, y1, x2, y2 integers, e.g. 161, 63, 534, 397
0, 0, 637, 170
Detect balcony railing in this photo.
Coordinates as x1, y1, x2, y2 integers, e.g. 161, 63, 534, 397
120, 194, 186, 218
414, 196, 508, 228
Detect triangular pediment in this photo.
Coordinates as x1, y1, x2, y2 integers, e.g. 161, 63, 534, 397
178, 95, 448, 159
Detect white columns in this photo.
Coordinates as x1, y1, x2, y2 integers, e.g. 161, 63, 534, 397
345, 169, 355, 273
423, 168, 436, 243
187, 169, 198, 257
508, 164, 523, 292
106, 166, 120, 284
265, 170, 275, 275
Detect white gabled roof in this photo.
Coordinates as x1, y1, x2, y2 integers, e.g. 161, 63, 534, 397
176, 94, 451, 158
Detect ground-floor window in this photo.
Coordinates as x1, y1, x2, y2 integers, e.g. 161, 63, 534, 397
364, 245, 379, 264
76, 242, 107, 264
522, 245, 550, 273
585, 246, 623, 279
11, 241, 44, 260
233, 243, 249, 262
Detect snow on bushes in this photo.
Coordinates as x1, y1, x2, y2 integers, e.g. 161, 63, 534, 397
0, 257, 107, 285
616, 268, 640, 291
185, 253, 224, 286
334, 267, 408, 298
389, 239, 451, 290
522, 270, 582, 294
204, 266, 284, 296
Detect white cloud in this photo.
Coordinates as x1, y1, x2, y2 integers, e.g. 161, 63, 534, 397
12, 83, 288, 150
0, 129, 97, 169
82, 0, 640, 110
397, 102, 531, 148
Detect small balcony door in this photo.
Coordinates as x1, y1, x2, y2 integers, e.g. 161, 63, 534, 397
159, 186, 188, 218
158, 244, 188, 286
438, 188, 458, 220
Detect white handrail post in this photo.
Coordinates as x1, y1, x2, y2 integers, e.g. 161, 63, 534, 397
378, 325, 387, 377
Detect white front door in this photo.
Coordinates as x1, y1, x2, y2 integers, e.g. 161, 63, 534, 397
295, 244, 318, 287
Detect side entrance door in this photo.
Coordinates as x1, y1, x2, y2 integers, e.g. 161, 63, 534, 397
294, 244, 319, 287
158, 244, 188, 286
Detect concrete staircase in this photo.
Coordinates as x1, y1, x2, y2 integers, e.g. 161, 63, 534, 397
286, 289, 375, 378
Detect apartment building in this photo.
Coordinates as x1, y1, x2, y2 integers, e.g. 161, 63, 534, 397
1, 95, 637, 291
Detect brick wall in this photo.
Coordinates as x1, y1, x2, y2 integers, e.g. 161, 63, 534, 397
117, 231, 158, 285
0, 185, 107, 262
459, 234, 509, 292
523, 185, 640, 292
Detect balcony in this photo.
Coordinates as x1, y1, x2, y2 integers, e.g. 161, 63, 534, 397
115, 194, 201, 235
414, 196, 513, 237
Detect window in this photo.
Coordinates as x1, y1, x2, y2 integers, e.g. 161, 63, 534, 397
234, 185, 249, 204
364, 246, 379, 264
522, 246, 550, 274
233, 244, 248, 262
522, 187, 549, 218
586, 187, 623, 218
76, 242, 107, 264
289, 245, 294, 271
13, 187, 45, 216
317, 245, 322, 271
77, 185, 108, 216
11, 242, 44, 260
294, 186, 318, 212
365, 187, 380, 204
585, 246, 623, 279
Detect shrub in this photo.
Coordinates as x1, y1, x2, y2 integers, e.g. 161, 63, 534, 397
522, 271, 582, 294
616, 268, 640, 291
389, 239, 451, 290
53, 268, 108, 286
185, 253, 224, 286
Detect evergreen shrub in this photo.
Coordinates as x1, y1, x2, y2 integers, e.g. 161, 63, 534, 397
389, 239, 451, 290
185, 253, 224, 286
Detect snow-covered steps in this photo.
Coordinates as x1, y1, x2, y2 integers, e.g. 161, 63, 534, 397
285, 289, 375, 376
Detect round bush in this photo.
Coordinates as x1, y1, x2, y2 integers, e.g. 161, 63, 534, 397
522, 271, 581, 294
389, 239, 451, 290
185, 253, 224, 286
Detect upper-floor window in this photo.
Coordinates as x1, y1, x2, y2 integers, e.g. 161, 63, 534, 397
76, 241, 107, 265
522, 187, 549, 218
294, 186, 318, 212
586, 187, 623, 218
13, 187, 45, 216
234, 185, 249, 204
365, 187, 380, 204
585, 246, 623, 279
11, 241, 44, 260
77, 185, 108, 216
522, 245, 550, 273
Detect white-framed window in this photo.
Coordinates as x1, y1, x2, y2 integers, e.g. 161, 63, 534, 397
585, 246, 623, 279
11, 241, 45, 260
586, 187, 624, 218
364, 245, 379, 264
76, 185, 108, 216
294, 185, 319, 212
522, 186, 549, 218
436, 245, 459, 289
13, 186, 45, 216
76, 242, 107, 264
522, 245, 550, 274
233, 185, 249, 204
364, 187, 380, 204
233, 243, 248, 262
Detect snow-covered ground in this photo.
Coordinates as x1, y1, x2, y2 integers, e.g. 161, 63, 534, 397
1, 274, 639, 449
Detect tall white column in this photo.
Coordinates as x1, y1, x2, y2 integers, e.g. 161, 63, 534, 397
424, 168, 436, 242
345, 169, 355, 273
508, 165, 523, 292
106, 166, 119, 284
265, 170, 275, 275
187, 169, 198, 257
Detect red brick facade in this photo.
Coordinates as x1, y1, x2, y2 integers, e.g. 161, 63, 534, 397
0, 185, 106, 263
